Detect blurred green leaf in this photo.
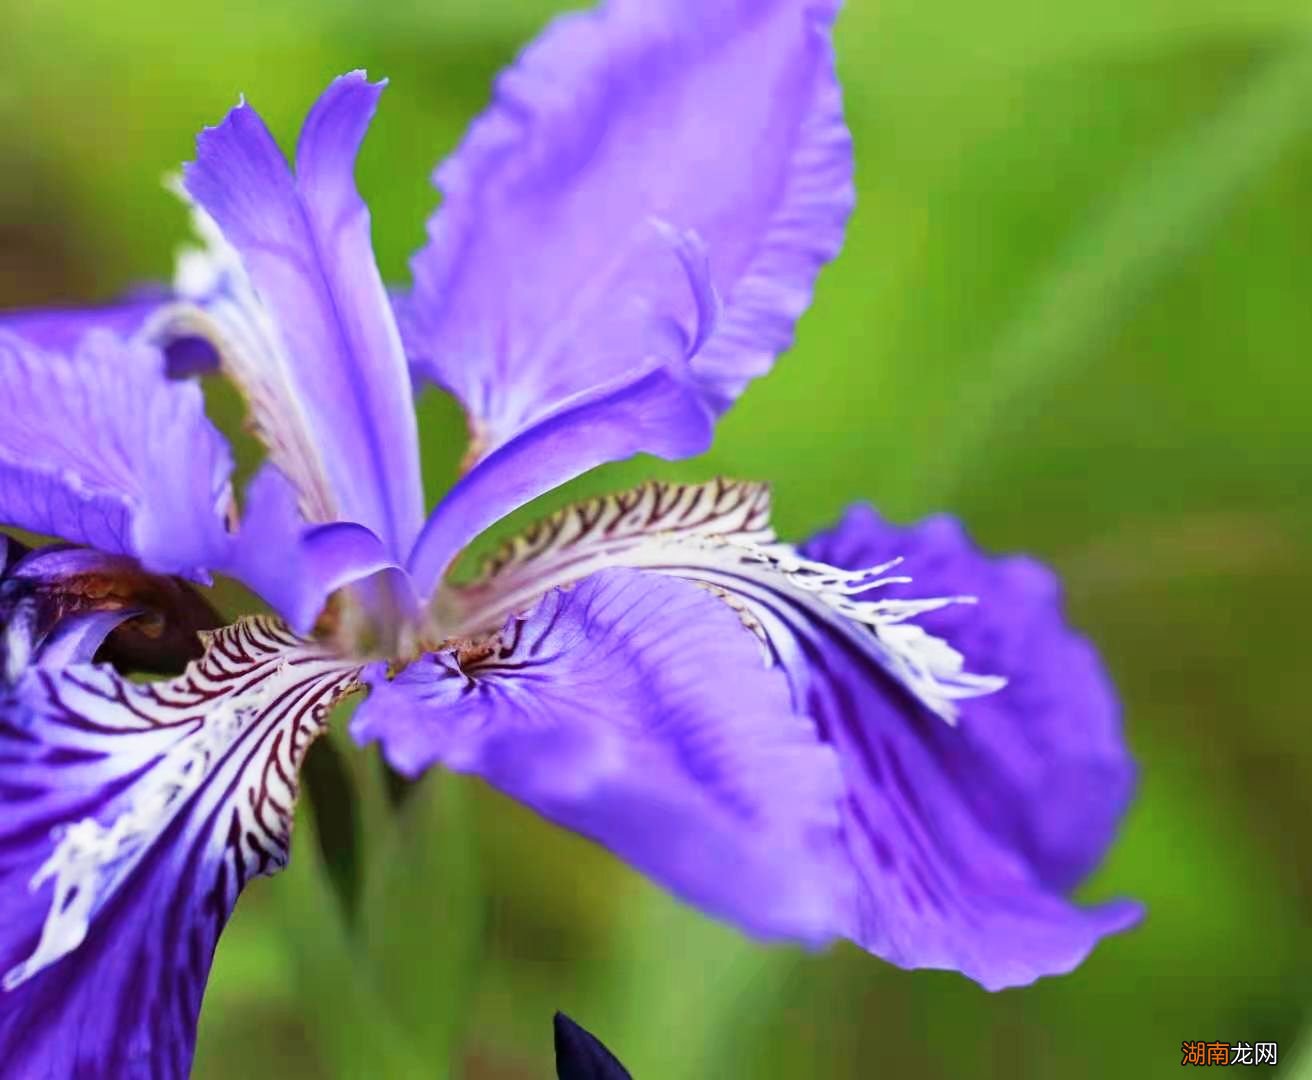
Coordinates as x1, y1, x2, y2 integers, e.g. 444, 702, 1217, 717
864, 0, 1312, 79
275, 799, 436, 1079
1287, 1030, 1312, 1078
578, 888, 795, 1077
360, 772, 485, 1072
303, 735, 365, 929
271, 725, 483, 1079
888, 38, 1312, 507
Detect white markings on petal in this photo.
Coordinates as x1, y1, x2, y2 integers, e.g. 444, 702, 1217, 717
440, 478, 775, 628
730, 542, 1005, 723
441, 479, 1002, 723
153, 184, 339, 525
3, 616, 359, 989
0, 600, 38, 685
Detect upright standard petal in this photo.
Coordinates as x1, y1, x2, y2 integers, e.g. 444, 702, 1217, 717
0, 328, 233, 579
180, 73, 424, 559
354, 568, 850, 944
437, 480, 1140, 988
403, 0, 852, 457
0, 618, 358, 1078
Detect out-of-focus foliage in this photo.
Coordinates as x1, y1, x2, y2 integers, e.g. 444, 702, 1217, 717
2, 0, 1310, 1075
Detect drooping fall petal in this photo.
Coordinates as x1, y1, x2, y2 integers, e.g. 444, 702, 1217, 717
355, 568, 851, 945
0, 619, 358, 1077
433, 480, 1140, 988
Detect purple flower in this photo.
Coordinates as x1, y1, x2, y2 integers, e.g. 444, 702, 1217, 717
0, 0, 1139, 1073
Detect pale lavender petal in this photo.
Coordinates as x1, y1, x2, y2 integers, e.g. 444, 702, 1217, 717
0, 328, 233, 579
354, 568, 850, 943
403, 0, 852, 454
182, 72, 424, 559
0, 297, 162, 352
0, 619, 358, 1078
1, 298, 221, 378
438, 480, 1140, 988
406, 365, 713, 596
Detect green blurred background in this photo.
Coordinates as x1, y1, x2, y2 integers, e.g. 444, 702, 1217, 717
3, 0, 1311, 1076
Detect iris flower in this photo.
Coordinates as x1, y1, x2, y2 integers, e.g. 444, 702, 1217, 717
0, 0, 1139, 1074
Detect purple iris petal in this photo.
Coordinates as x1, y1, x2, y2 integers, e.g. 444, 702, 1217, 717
160, 333, 222, 379
227, 464, 412, 635
354, 568, 851, 944
771, 507, 1140, 988
0, 294, 220, 378
182, 72, 424, 560
803, 508, 1136, 893
34, 609, 140, 670
555, 1012, 632, 1080
0, 297, 163, 352
0, 328, 233, 580
21, 550, 219, 679
0, 619, 358, 1078
433, 480, 1140, 988
406, 364, 713, 596
400, 0, 851, 567
2, 547, 140, 681
406, 0, 851, 440
0, 535, 25, 575
1, 540, 222, 681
